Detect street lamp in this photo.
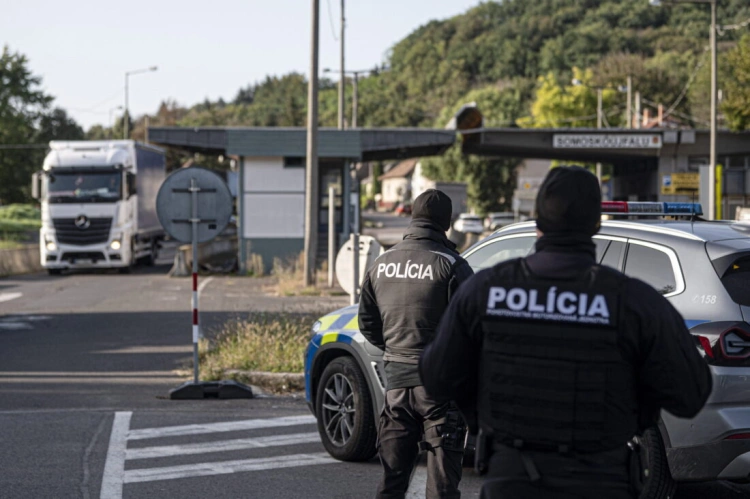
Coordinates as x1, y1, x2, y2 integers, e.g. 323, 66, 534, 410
650, 0, 718, 219
124, 66, 158, 140
109, 106, 123, 139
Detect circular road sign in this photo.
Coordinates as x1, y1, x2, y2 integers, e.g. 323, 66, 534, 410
156, 167, 233, 243
335, 235, 383, 296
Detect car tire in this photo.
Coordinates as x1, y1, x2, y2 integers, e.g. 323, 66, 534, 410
47, 269, 62, 276
315, 356, 377, 462
634, 427, 676, 499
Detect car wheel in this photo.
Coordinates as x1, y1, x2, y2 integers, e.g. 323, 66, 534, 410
634, 427, 676, 499
315, 356, 377, 461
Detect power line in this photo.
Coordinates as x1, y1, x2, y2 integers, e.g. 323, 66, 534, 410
325, 0, 339, 41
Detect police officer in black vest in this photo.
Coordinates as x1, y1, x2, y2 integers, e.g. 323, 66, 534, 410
359, 189, 474, 499
419, 166, 712, 498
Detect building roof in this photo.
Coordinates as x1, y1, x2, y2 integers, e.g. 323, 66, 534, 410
147, 127, 455, 161
379, 159, 418, 180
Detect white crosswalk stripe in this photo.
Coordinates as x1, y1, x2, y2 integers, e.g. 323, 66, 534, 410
100, 413, 337, 499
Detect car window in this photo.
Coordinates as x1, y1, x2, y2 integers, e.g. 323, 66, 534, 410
720, 255, 750, 306
594, 238, 610, 262
464, 235, 536, 272
624, 243, 677, 295
601, 240, 625, 269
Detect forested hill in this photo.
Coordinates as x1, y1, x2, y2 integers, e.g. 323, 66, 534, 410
104, 0, 749, 141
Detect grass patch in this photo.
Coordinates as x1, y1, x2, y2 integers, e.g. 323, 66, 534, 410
270, 252, 340, 297
0, 204, 41, 239
200, 312, 321, 377
0, 240, 23, 250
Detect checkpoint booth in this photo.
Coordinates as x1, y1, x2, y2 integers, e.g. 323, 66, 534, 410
148, 127, 454, 273
460, 127, 750, 220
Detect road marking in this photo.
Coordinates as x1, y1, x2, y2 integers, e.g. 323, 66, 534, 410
123, 452, 337, 484
0, 371, 183, 377
100, 411, 132, 499
407, 466, 428, 498
0, 322, 32, 330
126, 432, 320, 460
128, 414, 316, 440
198, 276, 213, 294
0, 292, 22, 303
92, 346, 193, 354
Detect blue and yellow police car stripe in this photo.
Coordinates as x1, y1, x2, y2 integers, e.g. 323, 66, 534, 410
305, 311, 361, 401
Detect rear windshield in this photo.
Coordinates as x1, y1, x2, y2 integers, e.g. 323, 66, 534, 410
721, 256, 750, 306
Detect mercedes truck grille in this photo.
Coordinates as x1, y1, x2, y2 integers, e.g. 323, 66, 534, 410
52, 218, 112, 245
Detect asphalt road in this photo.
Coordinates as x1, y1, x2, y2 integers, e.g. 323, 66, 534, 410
0, 257, 484, 499
0, 251, 748, 498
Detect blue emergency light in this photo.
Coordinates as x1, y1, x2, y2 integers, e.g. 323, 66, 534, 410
601, 202, 703, 216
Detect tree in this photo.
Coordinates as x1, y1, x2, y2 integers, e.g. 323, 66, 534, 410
0, 46, 53, 204
36, 107, 84, 142
520, 68, 623, 128
722, 34, 750, 131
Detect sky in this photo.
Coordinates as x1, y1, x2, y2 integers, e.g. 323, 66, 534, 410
2, 0, 483, 130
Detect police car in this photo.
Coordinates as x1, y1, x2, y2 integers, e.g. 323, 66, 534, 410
305, 202, 750, 496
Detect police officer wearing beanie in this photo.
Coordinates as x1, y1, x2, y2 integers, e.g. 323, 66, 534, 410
359, 189, 474, 499
419, 166, 712, 498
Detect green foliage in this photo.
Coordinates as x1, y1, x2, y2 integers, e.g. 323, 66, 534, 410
0, 203, 40, 221
0, 46, 85, 204
722, 35, 750, 131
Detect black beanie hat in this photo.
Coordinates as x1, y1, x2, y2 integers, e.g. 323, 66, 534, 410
412, 189, 453, 231
535, 166, 601, 236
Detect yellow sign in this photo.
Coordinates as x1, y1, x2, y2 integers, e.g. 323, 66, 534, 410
661, 173, 700, 195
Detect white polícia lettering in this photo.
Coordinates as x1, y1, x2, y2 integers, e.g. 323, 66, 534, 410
507, 288, 528, 311
528, 289, 545, 312
557, 292, 577, 315
578, 293, 588, 316
587, 295, 610, 318
408, 263, 419, 278
488, 287, 507, 308
421, 265, 434, 280
377, 263, 386, 278
546, 287, 557, 313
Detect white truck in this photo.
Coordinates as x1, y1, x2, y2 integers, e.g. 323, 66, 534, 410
32, 140, 166, 275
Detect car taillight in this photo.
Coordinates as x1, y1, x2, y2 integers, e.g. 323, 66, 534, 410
720, 326, 750, 360
725, 433, 750, 440
697, 335, 715, 359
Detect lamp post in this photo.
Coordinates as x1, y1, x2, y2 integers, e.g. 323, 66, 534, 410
109, 106, 123, 139
650, 0, 718, 219
124, 66, 158, 140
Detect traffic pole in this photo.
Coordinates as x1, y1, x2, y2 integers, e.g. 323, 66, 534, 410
328, 187, 336, 288
190, 177, 200, 384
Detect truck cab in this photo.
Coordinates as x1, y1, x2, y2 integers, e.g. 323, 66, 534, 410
33, 140, 166, 274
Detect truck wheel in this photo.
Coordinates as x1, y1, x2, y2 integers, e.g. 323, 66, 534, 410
634, 427, 676, 499
47, 269, 62, 276
141, 241, 158, 266
315, 356, 377, 462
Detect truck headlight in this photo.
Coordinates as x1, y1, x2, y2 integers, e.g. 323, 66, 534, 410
110, 239, 121, 250
46, 241, 57, 252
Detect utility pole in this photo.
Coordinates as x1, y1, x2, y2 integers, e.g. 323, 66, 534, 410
338, 0, 345, 130
709, 0, 718, 220
124, 76, 129, 139
304, 0, 320, 286
635, 91, 642, 129
626, 75, 633, 129
596, 88, 603, 183
352, 72, 359, 128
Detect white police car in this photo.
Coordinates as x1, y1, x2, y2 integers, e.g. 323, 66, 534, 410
305, 202, 750, 498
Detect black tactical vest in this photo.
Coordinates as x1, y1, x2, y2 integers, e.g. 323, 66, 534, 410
479, 259, 637, 454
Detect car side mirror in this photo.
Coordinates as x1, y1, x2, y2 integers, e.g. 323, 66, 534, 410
127, 172, 137, 198
31, 171, 41, 200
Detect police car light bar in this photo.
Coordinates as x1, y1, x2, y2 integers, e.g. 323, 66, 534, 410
601, 202, 703, 216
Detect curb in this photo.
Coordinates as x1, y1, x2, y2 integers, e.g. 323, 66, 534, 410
223, 370, 304, 394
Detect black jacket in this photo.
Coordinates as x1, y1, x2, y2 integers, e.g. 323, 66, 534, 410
359, 220, 474, 388
419, 238, 713, 431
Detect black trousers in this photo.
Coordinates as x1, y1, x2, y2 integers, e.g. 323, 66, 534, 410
479, 445, 634, 499
375, 386, 463, 499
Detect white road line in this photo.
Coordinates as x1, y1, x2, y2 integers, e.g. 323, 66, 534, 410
0, 322, 32, 330
406, 466, 428, 498
0, 292, 22, 303
128, 414, 317, 441
92, 346, 193, 354
100, 411, 132, 499
126, 432, 321, 460
198, 276, 213, 294
0, 371, 182, 376
123, 452, 337, 484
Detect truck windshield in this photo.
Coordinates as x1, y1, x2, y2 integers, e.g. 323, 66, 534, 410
46, 172, 121, 204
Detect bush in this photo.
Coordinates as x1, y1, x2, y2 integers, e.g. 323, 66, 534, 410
0, 204, 40, 221
200, 312, 321, 376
